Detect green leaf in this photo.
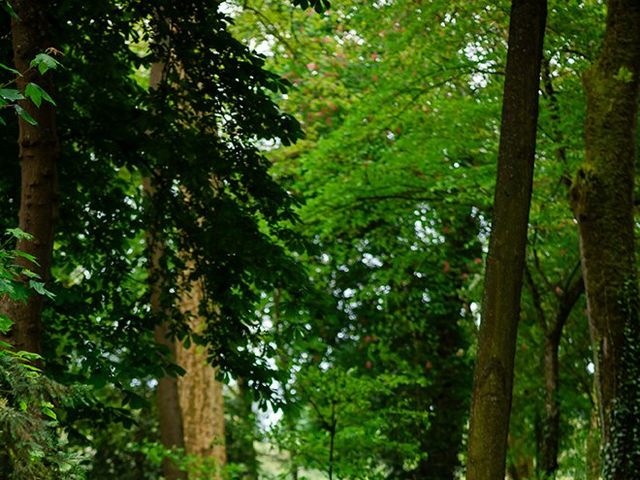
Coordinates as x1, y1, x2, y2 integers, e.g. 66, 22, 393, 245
6, 228, 33, 240
29, 280, 54, 298
21, 268, 40, 279
2, 1, 17, 18
0, 314, 12, 334
14, 250, 38, 265
15, 350, 41, 361
0, 88, 24, 101
614, 66, 634, 83
24, 83, 42, 107
124, 391, 147, 409
30, 53, 61, 75
24, 82, 55, 107
89, 371, 109, 389
14, 104, 37, 125
41, 405, 57, 420
0, 62, 19, 75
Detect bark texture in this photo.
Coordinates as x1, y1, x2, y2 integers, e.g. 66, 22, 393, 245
3, 0, 60, 354
176, 279, 227, 476
570, 0, 640, 476
154, 319, 187, 480
466, 1, 547, 478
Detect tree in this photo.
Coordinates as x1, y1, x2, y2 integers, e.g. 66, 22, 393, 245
570, 0, 640, 476
466, 1, 547, 478
2, 0, 59, 354
524, 261, 583, 476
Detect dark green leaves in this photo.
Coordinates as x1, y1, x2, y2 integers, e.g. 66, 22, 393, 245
291, 0, 330, 13
24, 82, 56, 107
14, 104, 37, 125
0, 88, 23, 102
1, 0, 17, 18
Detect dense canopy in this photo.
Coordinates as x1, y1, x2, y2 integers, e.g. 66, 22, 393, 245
1, 0, 639, 479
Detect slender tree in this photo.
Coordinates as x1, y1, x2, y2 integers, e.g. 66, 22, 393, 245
466, 1, 547, 478
3, 0, 59, 354
570, 0, 640, 476
525, 263, 584, 477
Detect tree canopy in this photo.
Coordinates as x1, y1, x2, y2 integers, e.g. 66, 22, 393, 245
1, 0, 639, 479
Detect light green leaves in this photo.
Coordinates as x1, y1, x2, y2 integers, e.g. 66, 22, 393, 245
0, 314, 12, 334
41, 401, 57, 420
29, 53, 61, 75
614, 66, 634, 84
6, 228, 34, 240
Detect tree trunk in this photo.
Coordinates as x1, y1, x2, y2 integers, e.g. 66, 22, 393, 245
154, 319, 187, 480
3, 0, 60, 354
586, 405, 601, 480
570, 0, 640, 476
466, 1, 547, 478
148, 219, 187, 480
175, 279, 227, 477
540, 333, 560, 476
146, 60, 187, 480
147, 46, 227, 477
534, 270, 583, 478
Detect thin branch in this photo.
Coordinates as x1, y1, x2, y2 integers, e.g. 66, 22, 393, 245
550, 266, 584, 340
532, 245, 554, 294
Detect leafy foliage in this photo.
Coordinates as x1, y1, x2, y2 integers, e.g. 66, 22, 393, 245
0, 229, 84, 479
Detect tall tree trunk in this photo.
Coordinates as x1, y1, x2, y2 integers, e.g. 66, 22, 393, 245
147, 46, 227, 478
147, 201, 186, 480
146, 61, 187, 480
154, 316, 187, 480
175, 279, 227, 477
540, 333, 560, 476
570, 0, 640, 476
466, 1, 547, 478
3, 0, 59, 354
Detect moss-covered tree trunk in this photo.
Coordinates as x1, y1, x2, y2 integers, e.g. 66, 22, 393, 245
4, 0, 59, 354
466, 1, 547, 478
570, 0, 640, 476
